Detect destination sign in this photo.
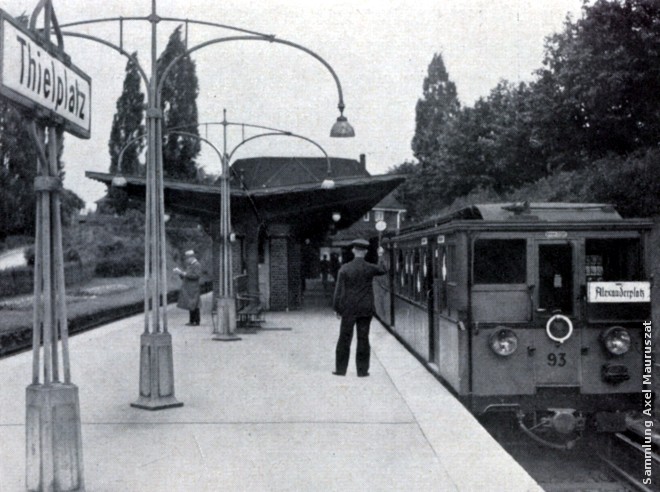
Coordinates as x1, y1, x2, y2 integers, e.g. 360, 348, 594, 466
0, 11, 91, 138
587, 281, 651, 303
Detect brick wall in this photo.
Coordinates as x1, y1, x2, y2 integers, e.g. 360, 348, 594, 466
269, 236, 288, 310
288, 240, 302, 310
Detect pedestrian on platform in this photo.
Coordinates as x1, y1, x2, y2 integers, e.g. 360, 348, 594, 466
332, 238, 386, 377
174, 249, 202, 326
320, 254, 330, 290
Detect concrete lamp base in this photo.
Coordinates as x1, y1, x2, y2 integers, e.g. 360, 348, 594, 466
212, 297, 241, 342
26, 383, 85, 492
131, 332, 183, 411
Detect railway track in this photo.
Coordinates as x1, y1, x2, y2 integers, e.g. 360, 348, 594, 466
0, 282, 212, 359
597, 422, 660, 492
481, 414, 657, 491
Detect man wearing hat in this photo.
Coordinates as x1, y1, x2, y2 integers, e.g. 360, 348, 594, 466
174, 250, 202, 326
332, 238, 387, 377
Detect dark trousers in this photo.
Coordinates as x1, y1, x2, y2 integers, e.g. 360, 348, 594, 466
335, 316, 372, 375
189, 308, 200, 325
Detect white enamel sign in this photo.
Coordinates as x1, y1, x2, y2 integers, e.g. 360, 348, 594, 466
0, 12, 91, 138
587, 281, 651, 303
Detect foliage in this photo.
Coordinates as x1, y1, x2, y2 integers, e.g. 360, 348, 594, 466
411, 53, 460, 164
106, 53, 146, 214
0, 103, 85, 241
400, 0, 660, 221
89, 210, 146, 277
585, 147, 660, 218
388, 160, 423, 218
532, 0, 660, 167
0, 101, 38, 241
157, 26, 201, 181
109, 53, 145, 176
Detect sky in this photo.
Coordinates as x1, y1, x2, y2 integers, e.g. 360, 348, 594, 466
2, 0, 586, 209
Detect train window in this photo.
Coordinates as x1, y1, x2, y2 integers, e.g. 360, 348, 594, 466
473, 239, 526, 284
446, 244, 457, 282
585, 239, 641, 281
538, 244, 573, 313
433, 246, 447, 312
413, 249, 422, 300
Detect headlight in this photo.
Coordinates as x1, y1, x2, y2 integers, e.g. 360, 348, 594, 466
602, 326, 631, 355
489, 328, 518, 357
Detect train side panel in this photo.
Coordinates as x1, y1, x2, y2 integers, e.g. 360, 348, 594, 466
392, 295, 429, 360
437, 316, 469, 394
373, 275, 392, 326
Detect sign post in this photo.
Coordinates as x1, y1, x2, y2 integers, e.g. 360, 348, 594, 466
1, 3, 91, 490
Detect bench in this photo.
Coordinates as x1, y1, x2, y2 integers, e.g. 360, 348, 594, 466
234, 274, 265, 328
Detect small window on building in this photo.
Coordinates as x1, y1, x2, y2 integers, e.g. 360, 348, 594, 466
363, 212, 370, 221
473, 239, 526, 284
374, 210, 384, 222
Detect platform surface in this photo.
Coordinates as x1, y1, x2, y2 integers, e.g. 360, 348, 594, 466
0, 286, 541, 491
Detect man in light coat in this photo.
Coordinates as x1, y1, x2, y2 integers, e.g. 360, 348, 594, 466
332, 239, 387, 377
175, 250, 202, 326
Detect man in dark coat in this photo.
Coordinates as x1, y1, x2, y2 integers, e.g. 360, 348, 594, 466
175, 250, 202, 326
332, 239, 387, 377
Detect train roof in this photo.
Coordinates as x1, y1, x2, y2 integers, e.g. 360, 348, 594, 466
464, 202, 621, 221
400, 202, 656, 234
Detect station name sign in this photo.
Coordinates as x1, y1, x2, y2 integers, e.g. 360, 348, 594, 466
0, 11, 91, 139
587, 281, 651, 303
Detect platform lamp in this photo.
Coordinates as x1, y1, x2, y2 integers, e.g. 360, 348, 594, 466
330, 103, 355, 138
375, 219, 387, 254
329, 211, 341, 235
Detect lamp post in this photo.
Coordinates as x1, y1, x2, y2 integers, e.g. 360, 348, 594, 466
112, 113, 335, 340
169, 110, 338, 339
48, 0, 354, 412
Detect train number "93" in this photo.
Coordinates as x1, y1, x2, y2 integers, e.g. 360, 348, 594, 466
547, 353, 567, 367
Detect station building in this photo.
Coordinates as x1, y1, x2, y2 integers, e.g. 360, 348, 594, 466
87, 154, 404, 312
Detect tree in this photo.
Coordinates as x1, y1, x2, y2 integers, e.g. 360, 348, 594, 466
157, 26, 201, 181
0, 100, 37, 241
388, 160, 424, 219
0, 101, 85, 240
411, 53, 460, 165
404, 53, 462, 219
105, 53, 145, 214
531, 0, 660, 168
108, 52, 145, 176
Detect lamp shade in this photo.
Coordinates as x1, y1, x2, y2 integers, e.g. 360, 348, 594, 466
111, 175, 128, 188
321, 178, 336, 190
330, 116, 355, 138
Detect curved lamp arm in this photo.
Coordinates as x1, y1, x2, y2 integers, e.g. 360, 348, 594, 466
157, 35, 354, 137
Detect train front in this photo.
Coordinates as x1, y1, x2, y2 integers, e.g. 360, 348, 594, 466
470, 203, 653, 448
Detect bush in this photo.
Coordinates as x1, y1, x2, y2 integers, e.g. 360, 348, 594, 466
0, 235, 32, 253
585, 149, 660, 218
435, 150, 660, 221
94, 238, 144, 277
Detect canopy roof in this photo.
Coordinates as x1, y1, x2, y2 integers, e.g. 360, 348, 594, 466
86, 171, 404, 238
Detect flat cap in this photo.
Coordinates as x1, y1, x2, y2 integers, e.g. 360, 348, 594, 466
350, 238, 370, 249
185, 250, 195, 256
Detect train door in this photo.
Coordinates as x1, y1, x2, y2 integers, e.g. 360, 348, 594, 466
423, 238, 435, 363
538, 244, 574, 315
534, 242, 580, 386
430, 237, 446, 365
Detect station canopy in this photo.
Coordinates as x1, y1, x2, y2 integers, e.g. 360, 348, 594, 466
86, 156, 404, 238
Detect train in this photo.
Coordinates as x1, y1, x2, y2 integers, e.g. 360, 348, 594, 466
372, 202, 653, 448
